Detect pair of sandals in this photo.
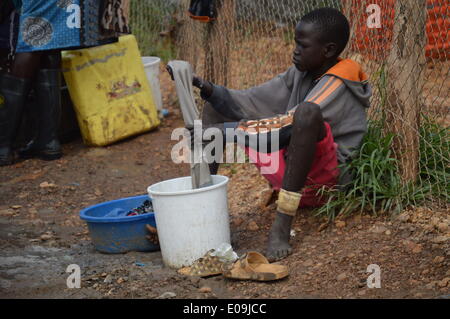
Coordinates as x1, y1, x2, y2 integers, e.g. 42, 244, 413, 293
178, 250, 289, 282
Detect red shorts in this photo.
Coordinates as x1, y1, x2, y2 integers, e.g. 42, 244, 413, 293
245, 122, 339, 208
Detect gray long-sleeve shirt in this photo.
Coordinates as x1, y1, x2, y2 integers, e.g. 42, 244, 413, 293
205, 59, 372, 172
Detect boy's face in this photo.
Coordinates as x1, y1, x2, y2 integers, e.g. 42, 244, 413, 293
293, 21, 333, 73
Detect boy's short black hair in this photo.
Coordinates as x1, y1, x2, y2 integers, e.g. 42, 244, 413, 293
300, 7, 350, 57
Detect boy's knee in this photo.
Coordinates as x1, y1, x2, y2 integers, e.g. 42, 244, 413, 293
293, 102, 323, 126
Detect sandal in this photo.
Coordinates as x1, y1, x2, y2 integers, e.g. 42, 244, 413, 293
178, 249, 227, 278
222, 251, 289, 281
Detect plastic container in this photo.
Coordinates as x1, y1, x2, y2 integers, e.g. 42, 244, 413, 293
62, 35, 160, 147
79, 195, 159, 254
147, 175, 230, 268
142, 56, 163, 113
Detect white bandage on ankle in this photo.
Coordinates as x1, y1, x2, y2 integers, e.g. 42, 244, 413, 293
276, 189, 302, 217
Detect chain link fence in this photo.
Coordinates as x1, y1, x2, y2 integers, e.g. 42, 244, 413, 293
130, 0, 449, 214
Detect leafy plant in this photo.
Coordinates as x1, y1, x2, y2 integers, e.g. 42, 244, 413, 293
315, 116, 449, 221
418, 116, 450, 202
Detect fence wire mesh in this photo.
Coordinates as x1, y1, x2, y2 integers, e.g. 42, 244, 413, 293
130, 0, 449, 213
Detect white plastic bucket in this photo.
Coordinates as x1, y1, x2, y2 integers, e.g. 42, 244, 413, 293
147, 175, 230, 268
142, 56, 163, 112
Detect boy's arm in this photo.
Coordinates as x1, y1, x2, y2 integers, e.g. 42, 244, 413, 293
199, 67, 297, 121
227, 75, 348, 152
301, 75, 347, 122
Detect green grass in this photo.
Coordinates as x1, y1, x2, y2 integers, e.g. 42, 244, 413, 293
314, 117, 449, 221
315, 59, 449, 221
418, 116, 450, 202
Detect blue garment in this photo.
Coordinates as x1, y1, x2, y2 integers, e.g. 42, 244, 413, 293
16, 0, 117, 53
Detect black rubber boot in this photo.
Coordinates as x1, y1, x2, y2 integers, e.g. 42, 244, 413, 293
0, 74, 32, 166
19, 69, 62, 161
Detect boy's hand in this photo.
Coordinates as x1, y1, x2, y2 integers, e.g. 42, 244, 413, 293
193, 75, 213, 98
166, 65, 175, 80
166, 66, 213, 98
192, 75, 203, 88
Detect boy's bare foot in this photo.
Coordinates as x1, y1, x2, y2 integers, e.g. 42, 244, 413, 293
266, 213, 293, 262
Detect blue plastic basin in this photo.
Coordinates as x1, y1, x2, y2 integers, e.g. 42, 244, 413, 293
79, 195, 159, 254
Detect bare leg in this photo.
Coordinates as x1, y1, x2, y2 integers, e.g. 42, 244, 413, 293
10, 52, 42, 79
40, 50, 61, 69
266, 102, 327, 262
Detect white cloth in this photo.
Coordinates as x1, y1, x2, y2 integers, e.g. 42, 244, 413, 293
167, 60, 212, 189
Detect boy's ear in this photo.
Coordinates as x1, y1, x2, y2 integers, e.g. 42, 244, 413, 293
324, 42, 338, 59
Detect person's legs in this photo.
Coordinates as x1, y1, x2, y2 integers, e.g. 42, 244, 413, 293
10, 52, 42, 78
0, 49, 8, 72
39, 50, 61, 69
0, 52, 42, 166
266, 102, 327, 261
19, 50, 62, 160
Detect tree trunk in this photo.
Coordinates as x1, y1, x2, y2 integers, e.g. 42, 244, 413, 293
341, 0, 356, 57
177, 0, 201, 70
386, 0, 427, 184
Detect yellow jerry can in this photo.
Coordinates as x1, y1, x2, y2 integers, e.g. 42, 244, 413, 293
62, 35, 160, 147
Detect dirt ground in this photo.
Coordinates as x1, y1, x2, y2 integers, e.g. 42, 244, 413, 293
0, 65, 449, 300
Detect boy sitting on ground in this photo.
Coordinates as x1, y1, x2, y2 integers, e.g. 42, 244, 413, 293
174, 8, 372, 262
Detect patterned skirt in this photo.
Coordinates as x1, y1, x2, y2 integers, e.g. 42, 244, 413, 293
15, 0, 120, 53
